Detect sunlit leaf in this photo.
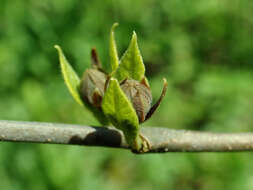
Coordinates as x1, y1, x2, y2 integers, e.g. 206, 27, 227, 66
102, 78, 139, 145
54, 45, 83, 106
114, 32, 145, 81
55, 45, 109, 125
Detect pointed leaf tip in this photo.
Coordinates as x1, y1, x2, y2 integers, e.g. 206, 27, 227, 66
163, 78, 168, 86
114, 30, 145, 82
54, 45, 60, 49
112, 22, 119, 29
131, 31, 138, 45
54, 45, 84, 106
132, 31, 137, 38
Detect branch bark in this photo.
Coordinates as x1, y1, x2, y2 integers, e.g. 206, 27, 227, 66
0, 120, 253, 154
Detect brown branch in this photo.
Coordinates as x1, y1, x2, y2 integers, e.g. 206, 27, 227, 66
0, 120, 253, 154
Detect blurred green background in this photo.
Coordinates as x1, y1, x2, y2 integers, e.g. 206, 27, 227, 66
1, 0, 253, 189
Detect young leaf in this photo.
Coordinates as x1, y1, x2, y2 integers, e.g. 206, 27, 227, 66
101, 78, 140, 146
109, 23, 119, 73
114, 31, 145, 82
54, 45, 83, 106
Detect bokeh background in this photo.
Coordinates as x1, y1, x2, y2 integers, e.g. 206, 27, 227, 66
1, 0, 253, 189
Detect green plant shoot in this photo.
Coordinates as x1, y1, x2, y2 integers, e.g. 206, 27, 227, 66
55, 23, 167, 152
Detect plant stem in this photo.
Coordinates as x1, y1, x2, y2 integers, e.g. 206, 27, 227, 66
1, 120, 253, 154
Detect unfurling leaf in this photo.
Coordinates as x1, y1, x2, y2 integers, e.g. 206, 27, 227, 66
109, 23, 119, 73
114, 32, 145, 82
54, 45, 83, 106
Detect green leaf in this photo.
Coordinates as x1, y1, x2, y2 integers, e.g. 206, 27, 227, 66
55, 45, 109, 125
102, 78, 139, 146
109, 23, 119, 73
114, 31, 145, 81
54, 45, 84, 106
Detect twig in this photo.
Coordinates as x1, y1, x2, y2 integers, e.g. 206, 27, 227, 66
0, 120, 253, 154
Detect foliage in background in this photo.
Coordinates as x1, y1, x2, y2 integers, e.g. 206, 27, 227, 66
1, 0, 253, 189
